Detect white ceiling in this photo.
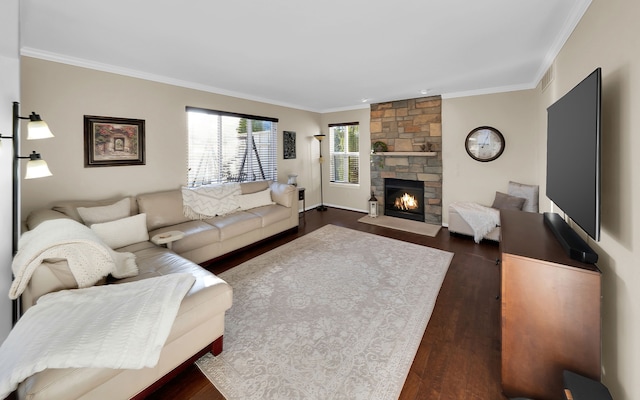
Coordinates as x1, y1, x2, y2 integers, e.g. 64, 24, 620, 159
20, 0, 591, 112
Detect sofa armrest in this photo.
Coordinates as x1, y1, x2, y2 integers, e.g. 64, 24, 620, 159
269, 182, 295, 208
26, 209, 72, 231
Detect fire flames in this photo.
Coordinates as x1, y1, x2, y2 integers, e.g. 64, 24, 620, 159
394, 193, 419, 211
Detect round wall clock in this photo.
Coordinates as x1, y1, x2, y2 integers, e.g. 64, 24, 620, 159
464, 126, 505, 162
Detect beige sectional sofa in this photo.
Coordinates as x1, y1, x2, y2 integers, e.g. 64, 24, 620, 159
137, 180, 298, 264
14, 180, 298, 399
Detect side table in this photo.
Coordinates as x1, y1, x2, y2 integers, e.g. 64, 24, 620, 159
297, 187, 305, 216
151, 230, 185, 250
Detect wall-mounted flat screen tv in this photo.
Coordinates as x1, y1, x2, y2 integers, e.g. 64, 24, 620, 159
546, 67, 601, 242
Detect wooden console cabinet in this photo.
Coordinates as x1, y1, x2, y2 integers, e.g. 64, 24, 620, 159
500, 209, 601, 400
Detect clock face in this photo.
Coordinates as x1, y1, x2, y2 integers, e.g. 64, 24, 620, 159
465, 126, 505, 162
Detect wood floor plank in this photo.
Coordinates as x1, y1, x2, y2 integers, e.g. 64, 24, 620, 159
148, 208, 507, 400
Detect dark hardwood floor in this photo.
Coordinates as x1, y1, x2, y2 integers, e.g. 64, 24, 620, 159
148, 207, 507, 400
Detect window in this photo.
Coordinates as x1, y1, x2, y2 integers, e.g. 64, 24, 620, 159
329, 122, 359, 184
186, 107, 278, 186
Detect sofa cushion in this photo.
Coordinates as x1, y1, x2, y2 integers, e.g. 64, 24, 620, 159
269, 182, 295, 208
77, 198, 131, 226
90, 213, 150, 249
238, 188, 274, 210
149, 220, 220, 254
137, 190, 190, 230
52, 197, 138, 223
206, 212, 262, 241
114, 245, 231, 315
21, 259, 108, 310
14, 219, 138, 307
247, 204, 292, 227
491, 192, 526, 211
240, 180, 270, 194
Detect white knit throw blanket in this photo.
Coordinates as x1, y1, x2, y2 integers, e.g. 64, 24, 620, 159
182, 182, 241, 219
0, 273, 196, 399
449, 201, 500, 243
10, 219, 138, 299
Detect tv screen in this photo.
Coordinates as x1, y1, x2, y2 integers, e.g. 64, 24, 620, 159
546, 67, 601, 242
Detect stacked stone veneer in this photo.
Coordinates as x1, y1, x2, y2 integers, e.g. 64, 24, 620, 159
370, 96, 442, 224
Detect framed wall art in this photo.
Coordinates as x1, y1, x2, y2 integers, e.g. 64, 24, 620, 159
283, 130, 296, 159
84, 115, 146, 167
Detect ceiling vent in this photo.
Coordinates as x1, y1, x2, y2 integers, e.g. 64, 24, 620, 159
541, 63, 555, 92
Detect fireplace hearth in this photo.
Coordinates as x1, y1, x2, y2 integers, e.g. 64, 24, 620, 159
384, 178, 425, 222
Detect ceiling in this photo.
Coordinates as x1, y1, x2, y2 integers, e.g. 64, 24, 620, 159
20, 0, 591, 113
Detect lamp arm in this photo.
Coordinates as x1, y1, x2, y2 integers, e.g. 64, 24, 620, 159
16, 151, 43, 160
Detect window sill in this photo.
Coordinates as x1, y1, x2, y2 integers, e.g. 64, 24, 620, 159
329, 182, 361, 189
374, 152, 437, 156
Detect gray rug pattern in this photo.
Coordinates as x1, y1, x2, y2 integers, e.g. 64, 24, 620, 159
196, 224, 453, 400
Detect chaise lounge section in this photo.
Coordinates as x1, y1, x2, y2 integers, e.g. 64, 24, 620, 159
12, 180, 297, 399
447, 181, 539, 243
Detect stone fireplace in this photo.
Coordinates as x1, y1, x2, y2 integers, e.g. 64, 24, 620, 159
370, 96, 442, 224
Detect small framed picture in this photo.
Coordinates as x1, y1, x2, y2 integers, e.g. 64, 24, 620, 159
283, 130, 296, 159
84, 115, 145, 167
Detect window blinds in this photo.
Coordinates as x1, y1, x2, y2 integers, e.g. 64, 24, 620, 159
187, 107, 278, 186
329, 122, 359, 184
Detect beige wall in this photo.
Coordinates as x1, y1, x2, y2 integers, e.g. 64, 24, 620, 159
320, 108, 371, 212
548, 0, 639, 398
442, 89, 544, 217
20, 57, 322, 216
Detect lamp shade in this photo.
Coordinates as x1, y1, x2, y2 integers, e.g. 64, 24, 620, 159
24, 152, 52, 179
313, 134, 326, 141
27, 119, 54, 140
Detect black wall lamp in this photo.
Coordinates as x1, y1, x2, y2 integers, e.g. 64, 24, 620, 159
0, 101, 54, 324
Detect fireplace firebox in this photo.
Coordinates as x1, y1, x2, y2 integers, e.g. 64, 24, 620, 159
384, 178, 425, 222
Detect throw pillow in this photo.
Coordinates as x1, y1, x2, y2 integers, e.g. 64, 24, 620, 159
90, 213, 149, 249
52, 196, 138, 223
507, 181, 540, 213
182, 183, 241, 219
238, 188, 275, 210
77, 198, 131, 226
491, 192, 526, 211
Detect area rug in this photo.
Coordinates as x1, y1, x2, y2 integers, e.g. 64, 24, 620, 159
358, 215, 441, 237
196, 224, 453, 400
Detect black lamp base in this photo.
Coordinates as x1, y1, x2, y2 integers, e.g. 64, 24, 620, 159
316, 205, 328, 211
